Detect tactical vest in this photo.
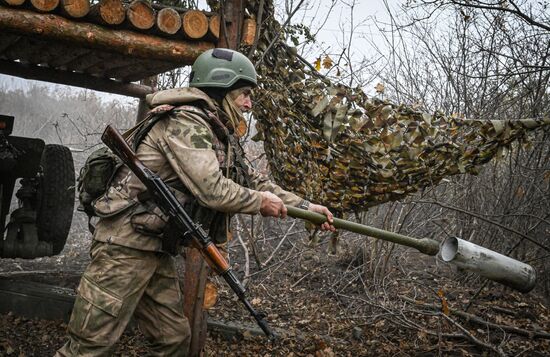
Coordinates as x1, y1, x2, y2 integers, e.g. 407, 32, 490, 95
120, 103, 250, 248
161, 104, 251, 246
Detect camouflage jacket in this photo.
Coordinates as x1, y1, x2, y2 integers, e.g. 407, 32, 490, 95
92, 88, 303, 252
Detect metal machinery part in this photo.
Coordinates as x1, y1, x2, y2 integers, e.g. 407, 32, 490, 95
0, 114, 73, 258
1, 178, 53, 258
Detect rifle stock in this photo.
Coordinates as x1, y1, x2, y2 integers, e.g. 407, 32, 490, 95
101, 125, 275, 339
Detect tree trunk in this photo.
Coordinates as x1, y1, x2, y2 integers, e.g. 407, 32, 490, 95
59, 0, 89, 18
89, 0, 125, 26
126, 0, 154, 30
156, 7, 181, 36
135, 75, 157, 122
181, 9, 208, 39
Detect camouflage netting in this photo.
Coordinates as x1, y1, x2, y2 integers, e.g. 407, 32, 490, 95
240, 0, 549, 212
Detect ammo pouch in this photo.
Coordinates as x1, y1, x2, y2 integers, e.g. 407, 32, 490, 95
77, 147, 123, 217
128, 180, 225, 255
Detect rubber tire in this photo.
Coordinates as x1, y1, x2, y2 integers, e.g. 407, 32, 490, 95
36, 144, 75, 255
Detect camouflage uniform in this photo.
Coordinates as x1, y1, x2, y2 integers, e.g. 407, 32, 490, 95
57, 88, 303, 356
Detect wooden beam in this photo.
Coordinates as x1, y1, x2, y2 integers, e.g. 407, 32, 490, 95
217, 0, 244, 49
183, 247, 210, 356
241, 18, 256, 46
181, 3, 247, 356
0, 7, 214, 64
0, 59, 154, 98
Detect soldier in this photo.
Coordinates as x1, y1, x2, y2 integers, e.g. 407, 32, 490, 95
56, 48, 335, 356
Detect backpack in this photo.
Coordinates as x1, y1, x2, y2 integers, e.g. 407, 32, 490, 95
77, 108, 172, 231
77, 146, 122, 218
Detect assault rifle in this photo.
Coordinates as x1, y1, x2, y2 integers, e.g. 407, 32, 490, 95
101, 125, 275, 339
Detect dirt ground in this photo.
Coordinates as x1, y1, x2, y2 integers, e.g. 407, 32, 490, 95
1, 218, 549, 356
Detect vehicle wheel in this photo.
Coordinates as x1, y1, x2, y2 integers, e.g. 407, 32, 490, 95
36, 144, 75, 255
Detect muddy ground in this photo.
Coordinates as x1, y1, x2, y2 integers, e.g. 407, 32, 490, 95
1, 217, 549, 356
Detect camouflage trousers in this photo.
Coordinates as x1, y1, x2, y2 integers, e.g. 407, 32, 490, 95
56, 241, 191, 356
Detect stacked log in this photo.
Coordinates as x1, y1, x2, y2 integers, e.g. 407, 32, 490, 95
126, 0, 154, 30
0, 0, 240, 42
241, 18, 256, 45
156, 7, 180, 35
30, 0, 59, 12
208, 14, 219, 39
0, 7, 213, 63
1, 0, 25, 6
60, 0, 89, 18
89, 0, 125, 25
181, 9, 208, 39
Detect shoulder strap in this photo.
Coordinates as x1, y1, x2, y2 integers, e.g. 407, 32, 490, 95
131, 104, 177, 150
122, 114, 151, 140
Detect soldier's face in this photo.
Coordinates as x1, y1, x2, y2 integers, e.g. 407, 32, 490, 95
231, 87, 253, 112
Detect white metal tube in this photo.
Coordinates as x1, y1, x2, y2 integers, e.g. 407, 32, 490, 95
440, 237, 537, 293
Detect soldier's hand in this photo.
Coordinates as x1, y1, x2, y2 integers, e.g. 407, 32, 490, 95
308, 204, 336, 232
260, 192, 287, 218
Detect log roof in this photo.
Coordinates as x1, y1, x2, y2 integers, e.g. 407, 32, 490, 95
0, 1, 219, 97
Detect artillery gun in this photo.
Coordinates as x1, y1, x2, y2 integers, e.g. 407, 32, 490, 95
0, 114, 75, 258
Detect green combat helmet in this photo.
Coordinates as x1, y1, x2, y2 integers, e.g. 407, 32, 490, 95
189, 48, 257, 88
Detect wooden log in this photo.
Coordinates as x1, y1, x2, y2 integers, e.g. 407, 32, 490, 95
181, 9, 208, 39
0, 0, 26, 6
88, 0, 125, 26
217, 0, 243, 49
0, 7, 214, 63
179, 7, 244, 357
62, 49, 118, 72
47, 47, 91, 68
156, 7, 181, 36
2, 36, 32, 63
126, 0, 154, 31
30, 0, 59, 12
2, 36, 52, 65
59, 0, 89, 18
241, 17, 256, 46
0, 277, 281, 341
182, 248, 210, 357
208, 14, 219, 40
105, 60, 176, 82
0, 59, 154, 97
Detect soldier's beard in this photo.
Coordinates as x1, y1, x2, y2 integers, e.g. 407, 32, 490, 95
222, 94, 248, 138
